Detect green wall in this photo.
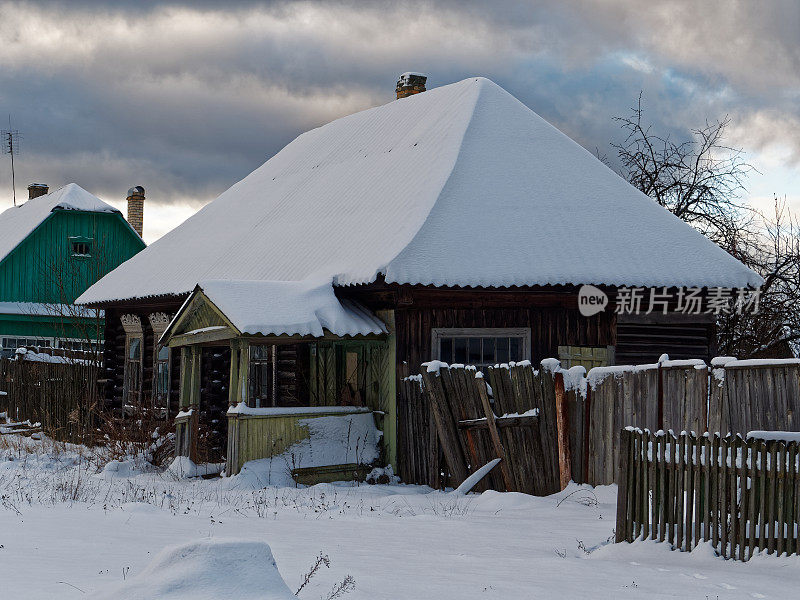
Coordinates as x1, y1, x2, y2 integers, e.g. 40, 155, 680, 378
0, 209, 144, 304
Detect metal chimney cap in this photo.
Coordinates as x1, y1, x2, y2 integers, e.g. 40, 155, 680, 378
127, 185, 145, 197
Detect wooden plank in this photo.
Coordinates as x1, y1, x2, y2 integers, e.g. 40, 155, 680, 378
642, 430, 650, 540
758, 440, 768, 553
747, 439, 758, 560
737, 436, 748, 561
767, 443, 778, 554
694, 434, 703, 549
711, 434, 719, 551
667, 433, 677, 546
472, 373, 514, 492
719, 436, 729, 558
657, 433, 666, 542
615, 428, 632, 543
421, 369, 469, 486
777, 442, 786, 557
703, 434, 712, 543
675, 432, 685, 551
684, 432, 694, 551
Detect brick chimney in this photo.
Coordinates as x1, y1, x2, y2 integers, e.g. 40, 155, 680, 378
27, 183, 49, 199
396, 72, 427, 99
127, 185, 145, 237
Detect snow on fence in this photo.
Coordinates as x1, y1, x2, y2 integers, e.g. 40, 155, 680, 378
400, 356, 800, 491
406, 360, 566, 496
0, 357, 99, 442
616, 428, 800, 561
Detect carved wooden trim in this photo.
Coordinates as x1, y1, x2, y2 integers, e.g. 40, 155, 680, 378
148, 312, 172, 336
120, 313, 143, 334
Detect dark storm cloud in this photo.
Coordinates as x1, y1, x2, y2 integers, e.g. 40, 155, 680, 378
0, 0, 797, 231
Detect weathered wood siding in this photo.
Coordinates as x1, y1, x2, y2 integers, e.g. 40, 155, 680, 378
395, 306, 615, 377
226, 408, 373, 475
100, 296, 186, 411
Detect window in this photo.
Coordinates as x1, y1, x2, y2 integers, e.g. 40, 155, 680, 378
148, 312, 172, 414
69, 236, 93, 257
431, 328, 530, 370
154, 345, 170, 411
249, 345, 277, 407
124, 337, 143, 406
121, 314, 143, 407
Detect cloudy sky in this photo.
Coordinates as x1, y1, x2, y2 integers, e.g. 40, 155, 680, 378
0, 0, 798, 243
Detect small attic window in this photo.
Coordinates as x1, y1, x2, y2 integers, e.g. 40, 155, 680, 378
69, 236, 92, 257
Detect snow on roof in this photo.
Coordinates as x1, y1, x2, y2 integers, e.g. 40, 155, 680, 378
78, 77, 761, 305
0, 183, 122, 264
199, 279, 386, 338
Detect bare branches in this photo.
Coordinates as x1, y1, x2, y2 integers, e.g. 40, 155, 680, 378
611, 96, 799, 358
612, 93, 755, 246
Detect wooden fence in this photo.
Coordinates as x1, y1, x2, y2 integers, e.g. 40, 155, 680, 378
398, 375, 442, 489
578, 360, 708, 485
400, 357, 800, 490
0, 357, 99, 442
616, 428, 800, 560
400, 362, 566, 496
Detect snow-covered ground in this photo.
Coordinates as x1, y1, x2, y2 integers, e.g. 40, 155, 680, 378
0, 435, 797, 599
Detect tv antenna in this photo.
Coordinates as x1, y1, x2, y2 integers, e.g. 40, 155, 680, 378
2, 116, 22, 206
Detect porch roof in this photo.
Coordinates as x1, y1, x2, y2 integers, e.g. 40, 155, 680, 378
163, 279, 386, 346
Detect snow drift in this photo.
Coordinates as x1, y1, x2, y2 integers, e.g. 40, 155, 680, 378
90, 539, 295, 600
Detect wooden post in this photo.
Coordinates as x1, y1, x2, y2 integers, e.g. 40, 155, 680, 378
554, 371, 571, 489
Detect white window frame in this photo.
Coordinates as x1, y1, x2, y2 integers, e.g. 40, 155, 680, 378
431, 327, 531, 368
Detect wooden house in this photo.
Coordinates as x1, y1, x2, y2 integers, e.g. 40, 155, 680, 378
78, 75, 761, 479
0, 183, 145, 358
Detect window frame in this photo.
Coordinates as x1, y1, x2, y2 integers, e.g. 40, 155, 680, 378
68, 236, 93, 258
431, 327, 532, 368
121, 314, 144, 408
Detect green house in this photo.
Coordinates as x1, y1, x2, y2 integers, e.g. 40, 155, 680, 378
0, 183, 145, 357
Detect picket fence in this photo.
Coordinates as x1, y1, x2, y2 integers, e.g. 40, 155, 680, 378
616, 428, 800, 561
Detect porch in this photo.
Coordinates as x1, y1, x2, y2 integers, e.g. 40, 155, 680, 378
163, 280, 395, 482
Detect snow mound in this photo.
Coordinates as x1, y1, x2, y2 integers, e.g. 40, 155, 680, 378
91, 539, 295, 600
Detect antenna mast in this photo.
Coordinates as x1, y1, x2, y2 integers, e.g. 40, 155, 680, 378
2, 116, 22, 206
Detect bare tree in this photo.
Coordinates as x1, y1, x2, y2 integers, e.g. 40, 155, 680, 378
612, 96, 800, 358
612, 93, 754, 246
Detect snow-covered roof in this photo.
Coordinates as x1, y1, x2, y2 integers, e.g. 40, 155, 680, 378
197, 279, 386, 338
78, 77, 761, 305
0, 183, 123, 264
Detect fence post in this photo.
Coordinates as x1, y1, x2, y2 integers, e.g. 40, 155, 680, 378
554, 371, 572, 488
615, 428, 633, 542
